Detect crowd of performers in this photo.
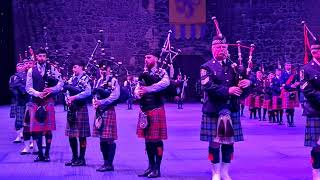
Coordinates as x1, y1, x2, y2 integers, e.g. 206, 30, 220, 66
8, 46, 187, 178
7, 19, 320, 180
239, 61, 300, 127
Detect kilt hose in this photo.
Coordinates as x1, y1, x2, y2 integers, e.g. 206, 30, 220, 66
29, 98, 56, 132
92, 107, 117, 140
200, 112, 243, 142
65, 105, 91, 138
137, 106, 168, 141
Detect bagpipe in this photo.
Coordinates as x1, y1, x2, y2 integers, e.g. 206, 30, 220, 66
138, 30, 181, 97
212, 17, 255, 83
302, 21, 317, 65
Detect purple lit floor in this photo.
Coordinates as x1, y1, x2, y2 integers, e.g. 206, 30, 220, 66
0, 103, 311, 180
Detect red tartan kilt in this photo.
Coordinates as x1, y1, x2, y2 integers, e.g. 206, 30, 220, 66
262, 99, 272, 109
254, 95, 264, 108
245, 94, 255, 107
137, 106, 168, 140
29, 99, 56, 132
92, 107, 117, 140
272, 96, 282, 110
282, 91, 299, 109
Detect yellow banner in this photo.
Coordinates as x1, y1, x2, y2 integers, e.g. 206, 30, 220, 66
169, 0, 206, 24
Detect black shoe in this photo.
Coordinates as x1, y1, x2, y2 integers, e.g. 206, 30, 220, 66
72, 159, 86, 166
44, 155, 50, 162
65, 157, 78, 166
138, 168, 153, 177
147, 169, 161, 178
96, 164, 113, 172
20, 151, 31, 155
34, 155, 45, 162
104, 164, 114, 171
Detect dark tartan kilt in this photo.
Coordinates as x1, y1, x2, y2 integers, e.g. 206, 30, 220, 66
10, 104, 16, 118
254, 95, 264, 108
262, 99, 272, 110
65, 105, 91, 138
245, 94, 255, 107
272, 96, 282, 110
29, 99, 56, 132
304, 116, 320, 147
200, 112, 243, 142
282, 91, 299, 109
15, 106, 25, 130
137, 106, 168, 140
92, 107, 117, 140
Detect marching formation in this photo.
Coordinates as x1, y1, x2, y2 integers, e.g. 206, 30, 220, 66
7, 17, 320, 180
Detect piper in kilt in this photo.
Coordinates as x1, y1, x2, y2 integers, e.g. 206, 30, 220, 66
21, 58, 38, 155
9, 74, 17, 119
281, 61, 300, 127
300, 40, 320, 179
92, 63, 120, 172
262, 72, 274, 122
200, 34, 252, 180
64, 60, 91, 167
271, 69, 284, 124
9, 62, 27, 143
253, 71, 264, 121
26, 49, 63, 162
135, 52, 170, 178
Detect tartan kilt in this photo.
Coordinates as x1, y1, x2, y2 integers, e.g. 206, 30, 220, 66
65, 105, 91, 138
245, 94, 255, 107
92, 107, 117, 140
10, 104, 16, 118
272, 96, 282, 110
254, 95, 264, 108
262, 99, 272, 110
282, 91, 299, 109
29, 99, 56, 132
200, 112, 243, 142
304, 116, 320, 147
136, 106, 168, 140
15, 106, 25, 130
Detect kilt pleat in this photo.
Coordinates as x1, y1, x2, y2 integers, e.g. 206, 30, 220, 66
137, 106, 168, 140
65, 105, 91, 137
262, 99, 272, 110
305, 117, 320, 147
15, 106, 25, 130
245, 94, 255, 107
92, 107, 117, 140
10, 104, 16, 118
29, 99, 56, 132
272, 96, 282, 110
254, 95, 264, 108
282, 91, 299, 109
200, 112, 243, 142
